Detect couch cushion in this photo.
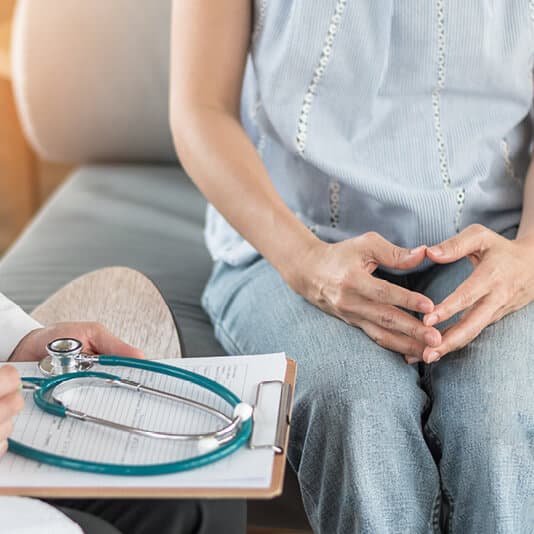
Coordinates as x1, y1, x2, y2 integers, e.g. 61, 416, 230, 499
0, 164, 221, 357
12, 0, 176, 163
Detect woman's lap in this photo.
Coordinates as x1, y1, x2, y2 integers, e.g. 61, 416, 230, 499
202, 256, 534, 533
202, 259, 439, 533
415, 259, 534, 532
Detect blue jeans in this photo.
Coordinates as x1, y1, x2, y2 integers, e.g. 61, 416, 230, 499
201, 251, 534, 533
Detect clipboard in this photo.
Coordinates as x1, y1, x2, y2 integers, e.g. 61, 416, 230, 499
0, 358, 296, 500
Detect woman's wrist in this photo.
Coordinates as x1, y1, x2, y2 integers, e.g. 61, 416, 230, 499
277, 233, 328, 297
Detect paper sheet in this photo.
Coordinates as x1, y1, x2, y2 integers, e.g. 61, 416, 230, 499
0, 353, 287, 490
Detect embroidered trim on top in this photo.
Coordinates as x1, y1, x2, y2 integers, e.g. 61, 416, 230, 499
257, 133, 267, 157
251, 98, 267, 157
432, 0, 450, 189
296, 0, 347, 157
431, 0, 464, 232
252, 0, 267, 43
500, 139, 521, 185
529, 0, 534, 21
329, 181, 341, 228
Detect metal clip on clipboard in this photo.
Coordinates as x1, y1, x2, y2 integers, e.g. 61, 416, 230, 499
249, 380, 293, 454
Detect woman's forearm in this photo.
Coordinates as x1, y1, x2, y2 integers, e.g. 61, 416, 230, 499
171, 107, 320, 285
170, 1, 320, 287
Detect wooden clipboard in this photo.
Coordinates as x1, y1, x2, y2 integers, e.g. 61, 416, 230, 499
0, 358, 296, 500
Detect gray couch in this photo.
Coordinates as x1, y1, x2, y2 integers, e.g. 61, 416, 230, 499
1, 1, 310, 531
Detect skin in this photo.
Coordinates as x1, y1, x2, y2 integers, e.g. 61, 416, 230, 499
170, 0, 534, 366
0, 322, 144, 459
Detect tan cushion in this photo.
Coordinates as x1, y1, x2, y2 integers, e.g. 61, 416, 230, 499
11, 0, 176, 163
31, 266, 182, 360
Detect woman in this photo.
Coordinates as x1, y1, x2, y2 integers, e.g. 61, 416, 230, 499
170, 2, 534, 532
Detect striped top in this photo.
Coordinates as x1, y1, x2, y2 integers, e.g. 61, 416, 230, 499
205, 1, 534, 269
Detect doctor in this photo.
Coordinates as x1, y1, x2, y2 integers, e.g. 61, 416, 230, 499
0, 292, 245, 534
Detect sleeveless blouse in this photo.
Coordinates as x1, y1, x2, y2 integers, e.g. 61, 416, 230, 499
205, 1, 534, 269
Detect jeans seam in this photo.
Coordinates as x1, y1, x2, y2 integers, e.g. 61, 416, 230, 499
424, 376, 455, 534
298, 479, 320, 529
430, 487, 442, 534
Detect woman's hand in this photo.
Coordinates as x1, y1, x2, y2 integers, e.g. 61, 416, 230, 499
9, 322, 145, 363
295, 232, 442, 360
0, 365, 24, 458
422, 224, 534, 363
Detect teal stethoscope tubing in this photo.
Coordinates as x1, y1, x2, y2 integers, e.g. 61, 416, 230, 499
8, 355, 252, 476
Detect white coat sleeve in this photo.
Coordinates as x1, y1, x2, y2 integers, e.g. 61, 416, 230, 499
0, 293, 42, 361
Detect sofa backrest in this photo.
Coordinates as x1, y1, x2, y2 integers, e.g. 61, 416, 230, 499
11, 0, 177, 164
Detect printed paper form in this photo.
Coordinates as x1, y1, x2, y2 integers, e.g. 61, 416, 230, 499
0, 353, 287, 489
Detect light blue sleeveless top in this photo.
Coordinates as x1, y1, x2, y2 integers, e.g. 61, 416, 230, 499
205, 1, 534, 269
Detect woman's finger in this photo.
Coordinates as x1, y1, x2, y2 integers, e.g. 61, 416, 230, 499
365, 232, 428, 271
422, 296, 497, 362
426, 224, 492, 264
357, 320, 427, 358
356, 276, 434, 314
345, 302, 441, 347
423, 268, 490, 327
0, 366, 22, 398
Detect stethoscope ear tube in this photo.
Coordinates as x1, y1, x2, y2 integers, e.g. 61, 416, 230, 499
7, 418, 252, 476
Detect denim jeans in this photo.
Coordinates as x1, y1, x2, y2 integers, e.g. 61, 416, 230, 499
201, 245, 534, 533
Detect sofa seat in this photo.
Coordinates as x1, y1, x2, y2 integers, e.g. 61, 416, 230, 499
0, 164, 311, 532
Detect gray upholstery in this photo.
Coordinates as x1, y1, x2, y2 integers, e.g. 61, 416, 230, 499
0, 165, 218, 357
0, 165, 310, 531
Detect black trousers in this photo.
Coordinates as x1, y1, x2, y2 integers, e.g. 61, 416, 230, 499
49, 499, 246, 534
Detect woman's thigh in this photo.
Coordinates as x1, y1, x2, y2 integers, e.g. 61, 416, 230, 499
203, 259, 441, 532
419, 257, 534, 529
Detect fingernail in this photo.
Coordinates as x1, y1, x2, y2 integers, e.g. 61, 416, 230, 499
424, 331, 438, 346
428, 351, 440, 363
418, 300, 434, 314
410, 246, 425, 255
425, 313, 439, 326
429, 247, 443, 257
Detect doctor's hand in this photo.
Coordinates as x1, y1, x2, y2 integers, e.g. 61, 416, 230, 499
422, 224, 534, 363
296, 232, 442, 360
0, 366, 24, 458
9, 322, 145, 363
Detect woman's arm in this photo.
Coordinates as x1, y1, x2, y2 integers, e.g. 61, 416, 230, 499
169, 1, 316, 287
170, 1, 441, 360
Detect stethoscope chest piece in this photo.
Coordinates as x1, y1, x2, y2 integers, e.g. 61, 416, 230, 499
39, 338, 94, 376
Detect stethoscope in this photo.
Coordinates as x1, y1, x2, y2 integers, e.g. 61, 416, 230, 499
7, 338, 253, 476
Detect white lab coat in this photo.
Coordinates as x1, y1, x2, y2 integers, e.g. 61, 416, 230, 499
0, 293, 82, 533
0, 293, 42, 362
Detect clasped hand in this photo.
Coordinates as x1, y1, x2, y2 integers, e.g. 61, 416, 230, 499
299, 224, 534, 364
